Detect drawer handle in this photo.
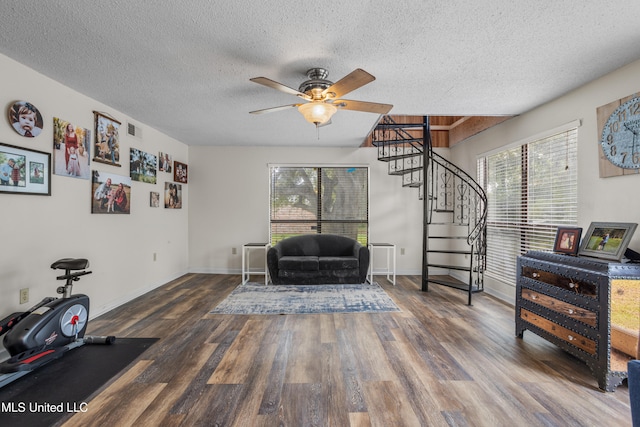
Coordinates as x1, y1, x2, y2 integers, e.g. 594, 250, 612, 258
531, 295, 537, 300
567, 309, 574, 314
567, 335, 575, 341
532, 272, 540, 278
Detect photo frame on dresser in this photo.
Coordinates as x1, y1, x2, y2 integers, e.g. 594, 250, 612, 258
553, 227, 582, 255
578, 222, 637, 261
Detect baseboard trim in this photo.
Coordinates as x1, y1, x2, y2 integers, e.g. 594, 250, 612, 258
89, 270, 189, 319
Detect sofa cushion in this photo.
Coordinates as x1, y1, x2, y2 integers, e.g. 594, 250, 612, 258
278, 256, 319, 271
319, 256, 358, 270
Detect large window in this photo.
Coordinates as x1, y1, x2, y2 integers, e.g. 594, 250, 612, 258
477, 123, 578, 284
269, 166, 369, 245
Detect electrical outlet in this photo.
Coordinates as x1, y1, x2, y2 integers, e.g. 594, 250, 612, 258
153, 252, 157, 261
401, 248, 406, 255
20, 288, 29, 304
232, 247, 237, 255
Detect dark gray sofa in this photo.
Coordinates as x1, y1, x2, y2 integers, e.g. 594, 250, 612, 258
267, 234, 369, 285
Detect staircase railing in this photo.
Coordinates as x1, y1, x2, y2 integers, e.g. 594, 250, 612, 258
372, 115, 487, 304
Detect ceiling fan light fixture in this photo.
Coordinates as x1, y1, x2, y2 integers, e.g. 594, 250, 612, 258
298, 102, 337, 126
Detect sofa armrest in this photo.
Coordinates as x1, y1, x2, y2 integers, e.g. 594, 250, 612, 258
266, 246, 281, 283
356, 243, 370, 283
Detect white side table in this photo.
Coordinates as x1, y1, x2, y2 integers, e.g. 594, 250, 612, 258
368, 243, 396, 285
242, 243, 270, 285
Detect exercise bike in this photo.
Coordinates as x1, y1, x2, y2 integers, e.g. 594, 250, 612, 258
0, 258, 115, 388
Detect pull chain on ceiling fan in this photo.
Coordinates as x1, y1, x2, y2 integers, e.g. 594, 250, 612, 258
249, 68, 393, 127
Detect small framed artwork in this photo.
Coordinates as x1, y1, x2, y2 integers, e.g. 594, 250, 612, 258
174, 161, 188, 183
8, 101, 43, 138
93, 111, 121, 167
164, 182, 182, 209
53, 117, 91, 179
553, 227, 582, 255
578, 222, 638, 261
0, 142, 50, 195
130, 148, 157, 184
150, 191, 160, 207
159, 152, 172, 173
91, 170, 131, 214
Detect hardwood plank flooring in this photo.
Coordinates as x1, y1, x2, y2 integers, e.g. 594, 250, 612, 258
60, 274, 633, 426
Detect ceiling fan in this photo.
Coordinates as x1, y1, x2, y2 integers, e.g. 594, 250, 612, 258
249, 68, 393, 126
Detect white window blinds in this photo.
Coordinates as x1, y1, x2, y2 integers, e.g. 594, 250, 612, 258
269, 166, 369, 245
477, 127, 578, 284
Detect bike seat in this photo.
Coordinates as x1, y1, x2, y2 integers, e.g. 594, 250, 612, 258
51, 258, 90, 271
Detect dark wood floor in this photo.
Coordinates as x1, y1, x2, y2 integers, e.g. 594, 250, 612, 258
60, 274, 633, 426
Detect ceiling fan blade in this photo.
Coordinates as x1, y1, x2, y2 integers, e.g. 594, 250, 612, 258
322, 69, 375, 99
250, 77, 309, 99
249, 104, 301, 115
333, 99, 393, 115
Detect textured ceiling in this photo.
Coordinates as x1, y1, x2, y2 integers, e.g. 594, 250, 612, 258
1, 1, 639, 147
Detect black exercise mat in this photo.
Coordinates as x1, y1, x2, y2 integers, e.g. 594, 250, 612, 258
0, 337, 158, 427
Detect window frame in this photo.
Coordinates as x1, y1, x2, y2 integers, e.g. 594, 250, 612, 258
477, 121, 580, 285
268, 164, 370, 246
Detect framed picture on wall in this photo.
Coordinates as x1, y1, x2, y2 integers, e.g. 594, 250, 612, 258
0, 142, 50, 195
159, 152, 172, 173
553, 227, 582, 255
150, 191, 160, 207
578, 222, 638, 261
174, 161, 188, 183
93, 111, 121, 167
53, 117, 91, 179
130, 147, 157, 184
164, 182, 182, 209
91, 170, 131, 214
8, 101, 43, 138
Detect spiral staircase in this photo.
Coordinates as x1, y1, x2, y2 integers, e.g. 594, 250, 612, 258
371, 116, 487, 305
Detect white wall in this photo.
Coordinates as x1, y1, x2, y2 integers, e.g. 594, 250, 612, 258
188, 146, 425, 275
451, 59, 640, 302
0, 53, 190, 335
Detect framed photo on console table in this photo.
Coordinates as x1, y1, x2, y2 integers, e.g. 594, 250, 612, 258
578, 222, 637, 261
0, 142, 50, 195
553, 227, 582, 255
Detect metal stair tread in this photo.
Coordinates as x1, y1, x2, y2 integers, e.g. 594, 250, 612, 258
427, 263, 471, 271
428, 275, 484, 293
377, 152, 423, 162
388, 166, 422, 175
373, 138, 424, 146
374, 123, 425, 130
427, 249, 472, 255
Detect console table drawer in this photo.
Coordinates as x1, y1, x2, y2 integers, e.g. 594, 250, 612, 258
521, 266, 597, 297
520, 288, 597, 327
520, 308, 596, 355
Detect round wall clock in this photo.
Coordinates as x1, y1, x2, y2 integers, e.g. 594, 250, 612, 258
600, 96, 640, 169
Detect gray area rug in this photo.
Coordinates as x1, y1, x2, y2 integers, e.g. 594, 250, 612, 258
211, 282, 400, 315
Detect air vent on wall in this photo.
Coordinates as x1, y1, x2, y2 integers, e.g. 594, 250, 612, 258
127, 122, 142, 139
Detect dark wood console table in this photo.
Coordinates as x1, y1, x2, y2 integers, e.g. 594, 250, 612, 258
516, 251, 640, 391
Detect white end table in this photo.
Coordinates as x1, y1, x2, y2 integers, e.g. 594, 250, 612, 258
368, 243, 396, 285
242, 243, 270, 285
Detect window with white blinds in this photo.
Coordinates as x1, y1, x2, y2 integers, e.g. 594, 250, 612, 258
269, 166, 369, 245
477, 126, 578, 284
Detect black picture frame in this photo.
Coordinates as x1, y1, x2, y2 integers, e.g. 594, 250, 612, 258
553, 227, 582, 255
0, 142, 51, 195
578, 222, 638, 261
